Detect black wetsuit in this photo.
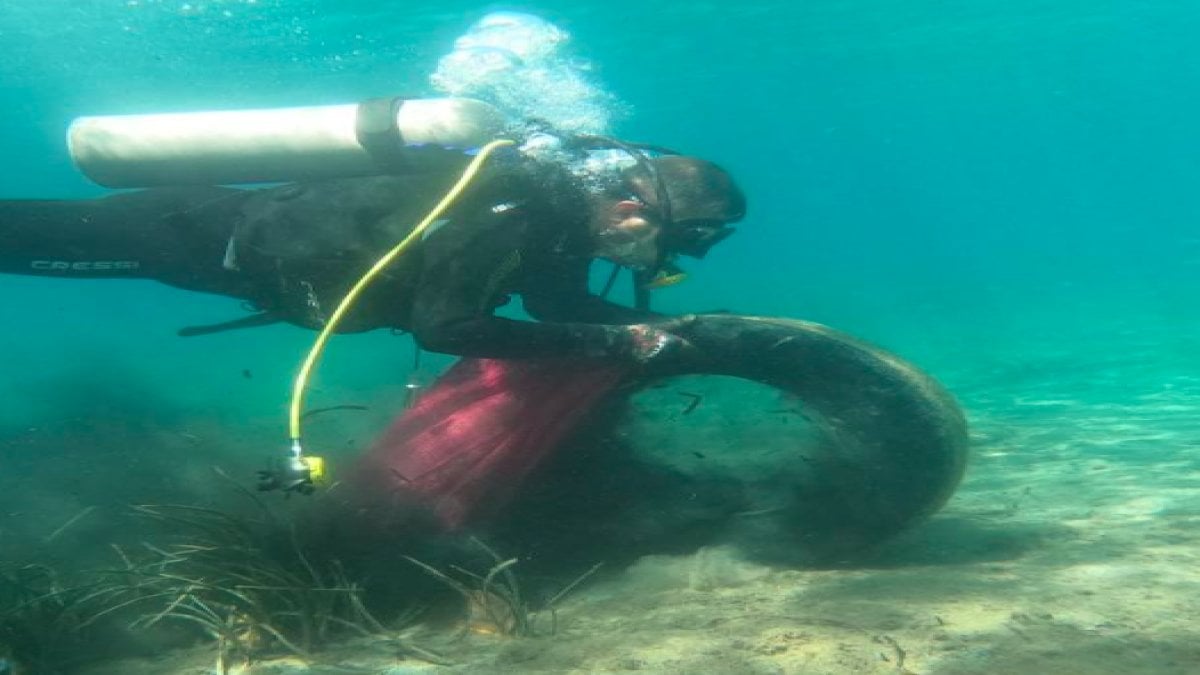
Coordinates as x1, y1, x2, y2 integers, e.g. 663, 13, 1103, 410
0, 155, 652, 359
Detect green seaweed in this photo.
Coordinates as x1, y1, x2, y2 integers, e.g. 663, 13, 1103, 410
0, 564, 103, 674
83, 502, 445, 672
405, 536, 602, 638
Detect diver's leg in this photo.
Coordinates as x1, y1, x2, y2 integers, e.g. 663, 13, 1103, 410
0, 186, 253, 297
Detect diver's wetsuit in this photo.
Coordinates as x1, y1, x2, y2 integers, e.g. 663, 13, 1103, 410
0, 155, 653, 358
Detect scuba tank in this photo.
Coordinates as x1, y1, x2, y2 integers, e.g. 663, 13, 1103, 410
67, 97, 506, 188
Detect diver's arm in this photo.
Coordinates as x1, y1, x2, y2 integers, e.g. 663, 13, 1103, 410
529, 291, 660, 325
412, 308, 623, 359
408, 217, 635, 359
521, 254, 663, 325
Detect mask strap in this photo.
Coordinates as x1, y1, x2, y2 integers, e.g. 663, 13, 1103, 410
572, 135, 675, 225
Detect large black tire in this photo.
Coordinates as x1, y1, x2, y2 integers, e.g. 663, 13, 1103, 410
486, 314, 968, 567
638, 314, 970, 556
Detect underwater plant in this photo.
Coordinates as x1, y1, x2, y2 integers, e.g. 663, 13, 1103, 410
81, 501, 444, 672
0, 564, 101, 674
405, 537, 601, 638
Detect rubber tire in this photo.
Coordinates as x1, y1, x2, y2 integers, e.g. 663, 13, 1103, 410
639, 314, 970, 557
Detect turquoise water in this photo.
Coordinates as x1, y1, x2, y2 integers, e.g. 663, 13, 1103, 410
3, 2, 1197, 392
2, 2, 1199, 671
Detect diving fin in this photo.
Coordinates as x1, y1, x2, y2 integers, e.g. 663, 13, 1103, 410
177, 312, 282, 337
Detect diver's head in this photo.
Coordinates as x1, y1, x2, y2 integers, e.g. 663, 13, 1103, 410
589, 155, 746, 269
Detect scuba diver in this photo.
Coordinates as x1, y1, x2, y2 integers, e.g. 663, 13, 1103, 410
0, 101, 970, 547
0, 135, 746, 368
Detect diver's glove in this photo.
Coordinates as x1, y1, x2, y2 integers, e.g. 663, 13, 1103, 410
625, 324, 686, 363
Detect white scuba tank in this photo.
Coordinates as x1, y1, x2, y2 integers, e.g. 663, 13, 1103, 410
67, 97, 506, 188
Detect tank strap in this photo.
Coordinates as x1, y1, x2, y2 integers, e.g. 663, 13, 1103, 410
355, 97, 409, 172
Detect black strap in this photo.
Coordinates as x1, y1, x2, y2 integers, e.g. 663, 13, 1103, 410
177, 311, 283, 337
355, 97, 409, 172
599, 263, 622, 299
634, 269, 652, 311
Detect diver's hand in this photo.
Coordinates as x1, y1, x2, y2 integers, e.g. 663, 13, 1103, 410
618, 315, 698, 367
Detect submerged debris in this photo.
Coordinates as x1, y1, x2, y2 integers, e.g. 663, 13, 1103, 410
678, 391, 704, 415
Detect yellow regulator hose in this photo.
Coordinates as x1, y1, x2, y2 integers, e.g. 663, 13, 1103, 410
286, 138, 516, 472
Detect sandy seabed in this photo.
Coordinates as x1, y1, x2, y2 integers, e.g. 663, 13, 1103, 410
81, 361, 1200, 674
